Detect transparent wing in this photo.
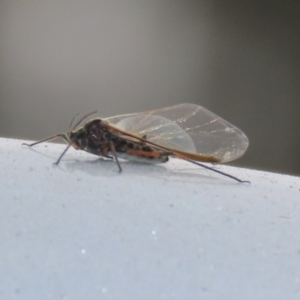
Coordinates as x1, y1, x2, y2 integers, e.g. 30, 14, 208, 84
104, 103, 249, 162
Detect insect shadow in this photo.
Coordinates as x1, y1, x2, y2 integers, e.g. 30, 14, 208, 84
23, 141, 246, 185
64, 158, 165, 176
62, 157, 239, 186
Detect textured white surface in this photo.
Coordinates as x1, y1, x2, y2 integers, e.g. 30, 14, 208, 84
1, 137, 300, 300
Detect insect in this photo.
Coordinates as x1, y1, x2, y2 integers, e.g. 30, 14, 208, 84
23, 103, 249, 183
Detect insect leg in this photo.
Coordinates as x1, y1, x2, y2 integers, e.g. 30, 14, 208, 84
22, 133, 68, 147
109, 141, 122, 172
53, 144, 72, 166
172, 153, 249, 183
185, 159, 250, 183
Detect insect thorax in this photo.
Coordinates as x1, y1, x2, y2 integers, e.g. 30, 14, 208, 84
69, 119, 169, 163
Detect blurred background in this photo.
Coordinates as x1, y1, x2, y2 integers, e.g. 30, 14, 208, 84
0, 0, 299, 175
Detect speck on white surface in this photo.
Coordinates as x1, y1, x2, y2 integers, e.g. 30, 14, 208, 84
1, 138, 300, 300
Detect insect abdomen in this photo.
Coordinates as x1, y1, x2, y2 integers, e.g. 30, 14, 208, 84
116, 151, 169, 164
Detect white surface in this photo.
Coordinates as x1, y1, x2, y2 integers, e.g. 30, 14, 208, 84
1, 137, 300, 300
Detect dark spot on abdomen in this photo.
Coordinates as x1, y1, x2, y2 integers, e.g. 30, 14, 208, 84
142, 146, 152, 152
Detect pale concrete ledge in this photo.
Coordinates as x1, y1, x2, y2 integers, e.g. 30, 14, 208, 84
1, 137, 300, 299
